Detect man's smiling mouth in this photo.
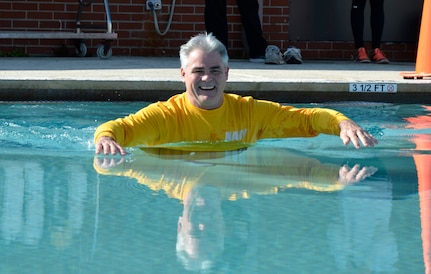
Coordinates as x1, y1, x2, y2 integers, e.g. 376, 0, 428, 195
199, 86, 216, 91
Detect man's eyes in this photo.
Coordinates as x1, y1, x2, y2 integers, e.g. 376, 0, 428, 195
192, 69, 222, 74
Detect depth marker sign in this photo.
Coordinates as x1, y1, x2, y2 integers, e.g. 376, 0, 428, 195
349, 83, 398, 93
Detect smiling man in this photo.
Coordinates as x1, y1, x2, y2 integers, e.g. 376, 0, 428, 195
94, 33, 377, 155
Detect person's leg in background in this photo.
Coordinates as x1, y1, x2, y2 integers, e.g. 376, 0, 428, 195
351, 0, 370, 62
236, 0, 268, 61
205, 0, 229, 48
370, 0, 389, 63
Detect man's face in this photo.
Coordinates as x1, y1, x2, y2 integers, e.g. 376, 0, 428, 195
181, 49, 229, 110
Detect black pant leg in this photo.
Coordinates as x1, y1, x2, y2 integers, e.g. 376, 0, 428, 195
205, 0, 229, 48
370, 0, 385, 49
236, 0, 267, 58
351, 0, 366, 49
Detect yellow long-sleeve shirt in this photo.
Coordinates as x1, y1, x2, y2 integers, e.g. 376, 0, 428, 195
94, 93, 349, 151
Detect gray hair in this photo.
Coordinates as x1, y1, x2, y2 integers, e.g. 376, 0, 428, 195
179, 33, 229, 69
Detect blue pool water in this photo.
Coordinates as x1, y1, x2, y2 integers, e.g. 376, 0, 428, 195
0, 101, 430, 273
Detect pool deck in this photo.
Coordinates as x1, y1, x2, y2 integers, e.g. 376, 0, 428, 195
0, 56, 430, 103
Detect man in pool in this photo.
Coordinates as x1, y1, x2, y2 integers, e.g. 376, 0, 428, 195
94, 33, 378, 155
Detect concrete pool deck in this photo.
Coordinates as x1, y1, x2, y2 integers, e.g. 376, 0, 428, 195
0, 56, 430, 102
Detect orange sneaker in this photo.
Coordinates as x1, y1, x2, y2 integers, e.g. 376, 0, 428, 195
355, 47, 370, 63
372, 48, 389, 64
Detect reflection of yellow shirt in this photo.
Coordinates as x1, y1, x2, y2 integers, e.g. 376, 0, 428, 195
94, 93, 349, 151
94, 148, 343, 202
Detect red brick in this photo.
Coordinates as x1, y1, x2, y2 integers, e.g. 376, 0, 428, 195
39, 3, 66, 11
269, 0, 288, 6
12, 3, 39, 11
3, 11, 26, 19
28, 11, 54, 20
0, 3, 12, 9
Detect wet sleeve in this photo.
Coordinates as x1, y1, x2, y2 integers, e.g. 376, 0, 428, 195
258, 103, 350, 138
94, 104, 168, 147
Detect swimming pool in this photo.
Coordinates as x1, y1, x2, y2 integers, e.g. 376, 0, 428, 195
0, 101, 430, 273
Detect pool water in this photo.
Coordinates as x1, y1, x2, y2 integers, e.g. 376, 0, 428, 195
0, 101, 430, 273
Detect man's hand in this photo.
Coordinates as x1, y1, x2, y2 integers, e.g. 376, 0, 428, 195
339, 120, 378, 149
95, 136, 126, 156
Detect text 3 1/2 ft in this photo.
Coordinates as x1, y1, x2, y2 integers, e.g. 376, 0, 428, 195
349, 83, 397, 93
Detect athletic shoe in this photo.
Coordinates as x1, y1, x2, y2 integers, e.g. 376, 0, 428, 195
265, 45, 284, 64
283, 46, 302, 64
372, 48, 390, 64
249, 56, 265, 63
355, 47, 370, 63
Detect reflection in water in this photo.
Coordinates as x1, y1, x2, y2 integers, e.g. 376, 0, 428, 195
50, 164, 88, 250
0, 158, 88, 250
405, 105, 431, 274
176, 185, 225, 271
414, 138, 431, 274
0, 148, 424, 273
328, 177, 398, 272
94, 147, 378, 272
1, 162, 44, 246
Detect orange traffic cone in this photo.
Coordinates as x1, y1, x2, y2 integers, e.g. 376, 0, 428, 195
401, 0, 431, 79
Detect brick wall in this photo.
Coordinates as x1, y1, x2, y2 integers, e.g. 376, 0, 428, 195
0, 0, 417, 61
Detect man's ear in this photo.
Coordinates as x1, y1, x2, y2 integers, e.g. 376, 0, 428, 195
180, 68, 186, 82
225, 66, 229, 80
